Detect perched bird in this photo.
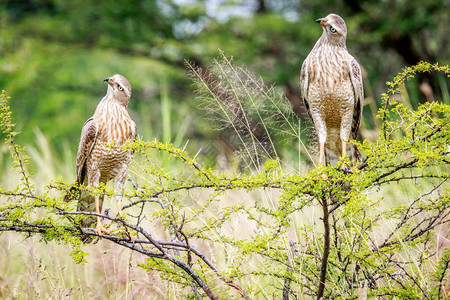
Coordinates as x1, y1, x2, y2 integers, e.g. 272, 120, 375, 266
300, 13, 363, 166
65, 74, 136, 237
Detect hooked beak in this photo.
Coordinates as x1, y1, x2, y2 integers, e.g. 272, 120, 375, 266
103, 77, 113, 86
315, 18, 327, 27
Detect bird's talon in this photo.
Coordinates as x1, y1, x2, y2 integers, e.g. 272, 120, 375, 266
95, 223, 109, 236
126, 232, 136, 242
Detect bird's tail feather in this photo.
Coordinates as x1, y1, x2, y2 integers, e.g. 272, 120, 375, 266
77, 191, 104, 244
77, 191, 100, 228
64, 184, 101, 243
76, 192, 104, 243
325, 139, 361, 166
325, 137, 341, 166
325, 149, 340, 166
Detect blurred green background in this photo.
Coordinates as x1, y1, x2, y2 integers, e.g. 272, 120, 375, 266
0, 0, 449, 172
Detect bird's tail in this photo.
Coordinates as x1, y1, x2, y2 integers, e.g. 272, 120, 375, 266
325, 138, 341, 166
65, 184, 104, 243
325, 139, 362, 166
77, 192, 104, 243
324, 149, 340, 166
76, 191, 99, 228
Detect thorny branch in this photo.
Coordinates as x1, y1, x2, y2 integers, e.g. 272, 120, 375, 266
55, 207, 248, 299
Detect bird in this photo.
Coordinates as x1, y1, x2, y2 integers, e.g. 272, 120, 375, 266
65, 74, 137, 238
300, 13, 363, 167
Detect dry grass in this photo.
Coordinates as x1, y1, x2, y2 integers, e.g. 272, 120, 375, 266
0, 232, 163, 299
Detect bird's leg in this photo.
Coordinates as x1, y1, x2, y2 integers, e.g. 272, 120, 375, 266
94, 195, 109, 235
317, 128, 328, 180
340, 110, 353, 167
319, 142, 326, 166
318, 142, 328, 180
316, 125, 327, 166
113, 172, 135, 239
89, 173, 108, 236
116, 198, 123, 216
114, 193, 136, 239
115, 193, 126, 221
114, 169, 127, 218
341, 139, 347, 158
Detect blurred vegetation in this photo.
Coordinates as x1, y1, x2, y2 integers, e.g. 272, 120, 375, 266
0, 0, 449, 173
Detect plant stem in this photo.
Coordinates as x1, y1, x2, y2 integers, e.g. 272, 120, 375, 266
317, 195, 330, 300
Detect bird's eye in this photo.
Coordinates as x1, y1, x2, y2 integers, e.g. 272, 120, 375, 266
118, 85, 124, 91
330, 26, 337, 33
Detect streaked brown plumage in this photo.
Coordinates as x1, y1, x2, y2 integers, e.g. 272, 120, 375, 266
300, 13, 363, 166
66, 74, 136, 237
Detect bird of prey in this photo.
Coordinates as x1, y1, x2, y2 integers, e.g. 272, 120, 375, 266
65, 74, 136, 237
300, 13, 363, 166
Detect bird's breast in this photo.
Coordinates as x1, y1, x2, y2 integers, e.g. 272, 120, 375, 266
308, 49, 351, 91
94, 105, 135, 145
307, 53, 355, 129
89, 102, 135, 180
89, 142, 133, 181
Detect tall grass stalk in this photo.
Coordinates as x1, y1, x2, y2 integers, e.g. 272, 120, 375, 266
187, 51, 313, 173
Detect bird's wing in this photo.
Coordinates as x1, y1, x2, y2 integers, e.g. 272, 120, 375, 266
300, 58, 312, 120
75, 117, 98, 185
349, 57, 364, 140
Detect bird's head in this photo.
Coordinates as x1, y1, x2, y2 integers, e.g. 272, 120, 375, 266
316, 13, 347, 46
104, 74, 132, 106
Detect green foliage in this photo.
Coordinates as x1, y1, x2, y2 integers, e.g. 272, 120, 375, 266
1, 62, 449, 299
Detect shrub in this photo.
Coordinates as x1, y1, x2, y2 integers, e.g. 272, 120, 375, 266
0, 61, 449, 299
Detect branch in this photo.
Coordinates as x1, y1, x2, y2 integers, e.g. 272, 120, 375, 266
374, 174, 449, 186
58, 211, 223, 299
317, 194, 331, 299
374, 158, 419, 183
